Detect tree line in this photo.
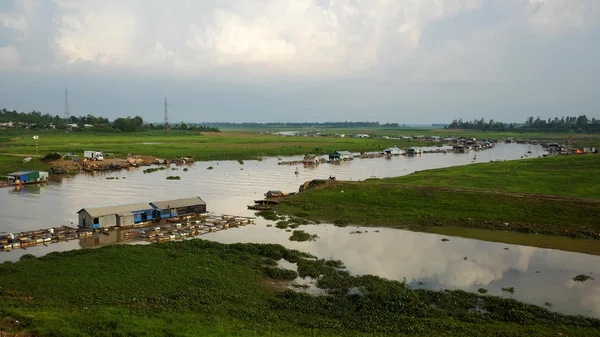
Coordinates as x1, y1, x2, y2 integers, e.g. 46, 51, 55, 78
201, 122, 402, 129
0, 108, 219, 133
447, 115, 600, 132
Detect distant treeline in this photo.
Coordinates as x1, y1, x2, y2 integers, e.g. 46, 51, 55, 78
201, 122, 402, 129
447, 115, 600, 133
0, 108, 219, 133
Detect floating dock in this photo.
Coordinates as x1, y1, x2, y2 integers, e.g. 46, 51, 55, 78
0, 214, 255, 252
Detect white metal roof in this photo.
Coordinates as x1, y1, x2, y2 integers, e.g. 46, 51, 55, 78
77, 202, 153, 218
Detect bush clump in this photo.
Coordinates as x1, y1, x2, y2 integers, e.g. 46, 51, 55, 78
289, 230, 318, 242
166, 176, 181, 180
262, 267, 298, 280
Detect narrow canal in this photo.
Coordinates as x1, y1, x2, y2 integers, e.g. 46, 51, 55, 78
2, 143, 598, 318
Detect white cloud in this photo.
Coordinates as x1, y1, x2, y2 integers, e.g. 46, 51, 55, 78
1, 14, 27, 32
0, 45, 20, 71
0, 0, 598, 80
44, 0, 486, 76
521, 0, 600, 34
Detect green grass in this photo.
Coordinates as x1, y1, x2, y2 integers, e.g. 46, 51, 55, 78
2, 129, 599, 176
0, 154, 50, 178
273, 156, 600, 254
1, 240, 599, 336
375, 155, 600, 199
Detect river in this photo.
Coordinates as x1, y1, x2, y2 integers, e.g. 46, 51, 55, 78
1, 143, 598, 318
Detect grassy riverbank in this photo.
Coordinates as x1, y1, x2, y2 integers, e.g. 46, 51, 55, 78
274, 155, 600, 252
2, 128, 599, 177
1, 240, 599, 336
0, 131, 434, 176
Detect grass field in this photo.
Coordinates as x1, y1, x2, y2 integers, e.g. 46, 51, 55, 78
1, 240, 598, 336
0, 130, 434, 176
2, 128, 599, 176
374, 155, 600, 198
273, 155, 600, 253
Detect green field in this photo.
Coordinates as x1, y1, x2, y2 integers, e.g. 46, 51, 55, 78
273, 155, 600, 253
1, 240, 599, 336
374, 155, 600, 198
2, 128, 599, 176
0, 130, 434, 176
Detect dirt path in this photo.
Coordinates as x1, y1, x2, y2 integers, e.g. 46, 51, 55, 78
372, 183, 600, 204
0, 153, 39, 157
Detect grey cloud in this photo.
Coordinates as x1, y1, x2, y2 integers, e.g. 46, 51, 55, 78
0, 0, 599, 122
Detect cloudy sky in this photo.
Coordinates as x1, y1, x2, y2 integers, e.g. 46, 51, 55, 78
1, 0, 599, 123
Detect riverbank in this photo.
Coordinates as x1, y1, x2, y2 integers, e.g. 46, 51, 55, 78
272, 155, 600, 252
0, 131, 440, 177
1, 240, 598, 336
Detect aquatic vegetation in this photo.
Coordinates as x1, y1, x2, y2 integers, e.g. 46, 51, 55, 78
207, 166, 214, 170
0, 241, 599, 335
478, 288, 488, 294
573, 274, 593, 282
183, 168, 188, 172
143, 167, 166, 174
106, 177, 115, 180
262, 267, 298, 280
166, 175, 181, 180
289, 230, 318, 242
255, 210, 280, 221
263, 258, 278, 266
276, 220, 289, 229
238, 159, 244, 165
441, 238, 450, 242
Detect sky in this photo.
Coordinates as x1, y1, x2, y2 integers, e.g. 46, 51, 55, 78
0, 0, 599, 124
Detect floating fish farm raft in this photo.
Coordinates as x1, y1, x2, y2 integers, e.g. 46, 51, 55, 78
0, 214, 255, 252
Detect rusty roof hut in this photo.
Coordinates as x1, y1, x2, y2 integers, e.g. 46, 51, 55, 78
302, 155, 321, 165
150, 197, 207, 219
77, 202, 155, 229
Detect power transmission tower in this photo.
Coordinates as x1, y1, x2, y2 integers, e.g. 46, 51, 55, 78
64, 87, 70, 122
164, 97, 170, 132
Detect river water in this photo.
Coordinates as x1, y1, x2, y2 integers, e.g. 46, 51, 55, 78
1, 143, 599, 318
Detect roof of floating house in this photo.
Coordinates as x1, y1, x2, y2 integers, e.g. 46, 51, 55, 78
7, 170, 40, 177
332, 151, 352, 155
77, 202, 154, 218
150, 197, 206, 210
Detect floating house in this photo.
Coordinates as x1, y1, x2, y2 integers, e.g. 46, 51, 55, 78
150, 197, 207, 219
383, 147, 403, 156
77, 202, 155, 229
329, 151, 352, 161
406, 147, 422, 155
353, 134, 370, 139
303, 155, 321, 165
6, 170, 49, 183
78, 197, 207, 228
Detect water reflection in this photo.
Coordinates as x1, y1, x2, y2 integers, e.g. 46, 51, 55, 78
208, 222, 600, 318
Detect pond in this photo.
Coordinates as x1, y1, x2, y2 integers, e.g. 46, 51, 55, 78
3, 143, 598, 318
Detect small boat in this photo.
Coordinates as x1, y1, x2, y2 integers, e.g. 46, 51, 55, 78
264, 190, 296, 197
294, 167, 299, 175
247, 205, 271, 211
254, 199, 280, 205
